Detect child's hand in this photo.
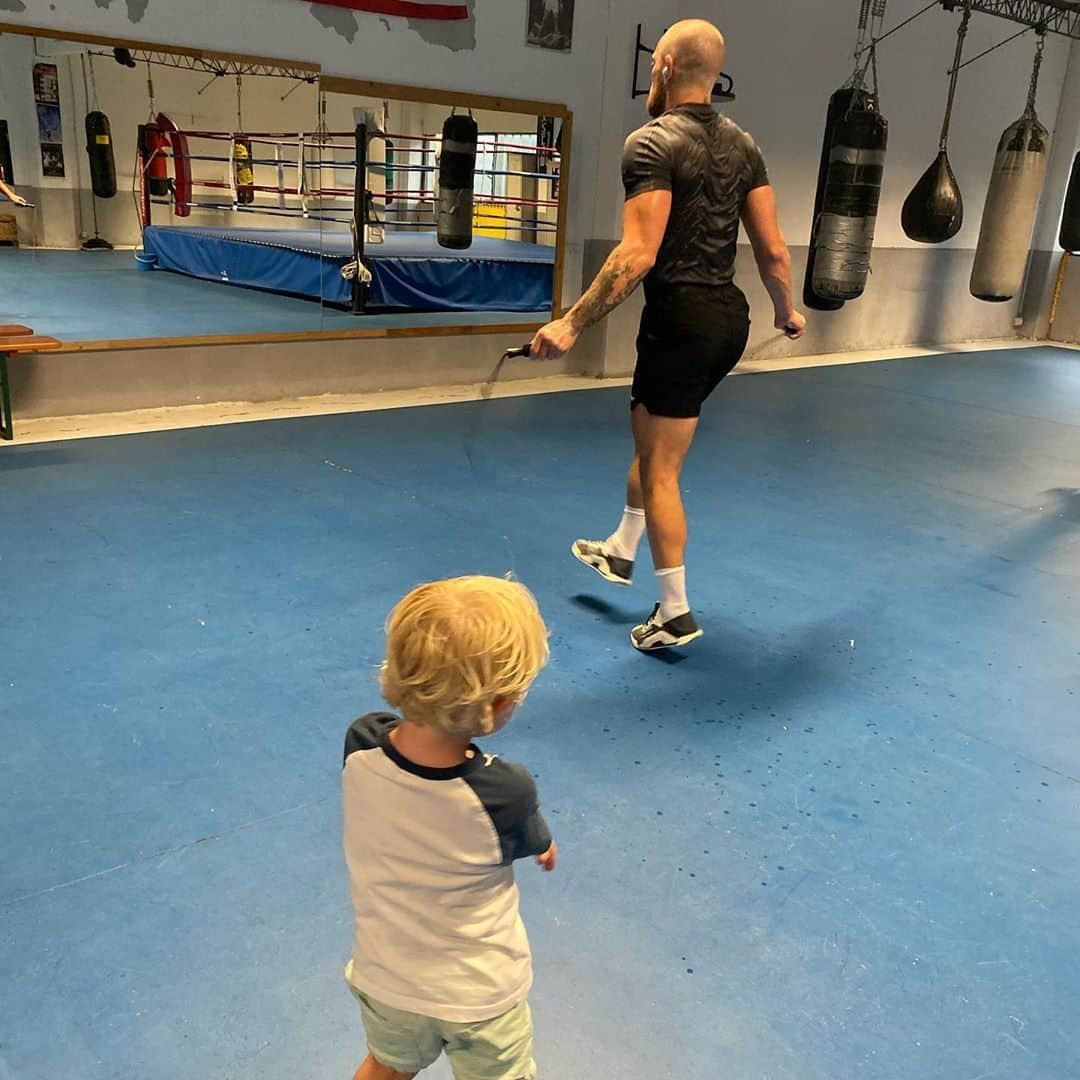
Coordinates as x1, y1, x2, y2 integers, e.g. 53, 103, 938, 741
536, 841, 558, 872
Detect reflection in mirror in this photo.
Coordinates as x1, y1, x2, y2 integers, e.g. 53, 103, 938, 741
316, 82, 564, 335
0, 30, 320, 345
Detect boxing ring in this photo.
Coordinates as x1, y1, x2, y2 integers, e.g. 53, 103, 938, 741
135, 120, 560, 314
140, 227, 555, 312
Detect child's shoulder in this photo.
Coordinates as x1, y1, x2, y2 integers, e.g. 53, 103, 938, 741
466, 751, 540, 806
344, 712, 398, 761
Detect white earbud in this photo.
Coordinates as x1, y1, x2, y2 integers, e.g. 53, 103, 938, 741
662, 66, 671, 85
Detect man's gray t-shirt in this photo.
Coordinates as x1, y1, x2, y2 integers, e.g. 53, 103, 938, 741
622, 103, 769, 288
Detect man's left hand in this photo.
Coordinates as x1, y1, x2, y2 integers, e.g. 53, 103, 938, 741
530, 317, 579, 361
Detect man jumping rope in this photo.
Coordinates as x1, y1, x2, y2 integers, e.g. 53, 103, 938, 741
530, 18, 806, 651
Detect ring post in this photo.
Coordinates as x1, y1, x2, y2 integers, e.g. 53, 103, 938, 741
352, 122, 368, 314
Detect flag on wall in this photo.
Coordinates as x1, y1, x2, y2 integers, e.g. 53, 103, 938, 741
306, 0, 469, 18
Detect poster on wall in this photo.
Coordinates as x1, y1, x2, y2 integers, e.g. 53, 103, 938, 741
33, 62, 65, 178
41, 144, 65, 178
527, 0, 574, 51
36, 104, 63, 144
32, 63, 60, 106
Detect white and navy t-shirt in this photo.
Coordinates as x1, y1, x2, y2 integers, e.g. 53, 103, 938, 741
342, 713, 552, 1023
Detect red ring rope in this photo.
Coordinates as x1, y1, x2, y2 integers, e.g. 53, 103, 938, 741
170, 127, 560, 160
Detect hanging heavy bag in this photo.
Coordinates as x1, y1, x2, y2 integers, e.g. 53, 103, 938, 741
804, 89, 852, 311
902, 6, 969, 244
437, 113, 478, 251
810, 88, 888, 304
385, 139, 395, 208
1061, 152, 1080, 255
234, 138, 255, 205
138, 122, 171, 198
0, 119, 14, 186
85, 110, 117, 199
970, 117, 1049, 301
970, 37, 1051, 302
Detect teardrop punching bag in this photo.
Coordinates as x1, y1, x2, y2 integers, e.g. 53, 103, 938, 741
437, 114, 478, 250
970, 118, 1050, 301
809, 88, 888, 304
902, 6, 970, 244
1061, 152, 1080, 254
85, 111, 117, 199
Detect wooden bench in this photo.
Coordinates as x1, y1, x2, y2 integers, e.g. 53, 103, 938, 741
1, 328, 63, 440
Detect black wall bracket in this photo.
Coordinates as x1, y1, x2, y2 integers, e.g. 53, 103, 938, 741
631, 23, 735, 102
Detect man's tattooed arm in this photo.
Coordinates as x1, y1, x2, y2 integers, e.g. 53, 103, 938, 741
566, 247, 654, 333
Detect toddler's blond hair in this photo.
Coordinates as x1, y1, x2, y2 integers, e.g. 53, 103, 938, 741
380, 576, 549, 737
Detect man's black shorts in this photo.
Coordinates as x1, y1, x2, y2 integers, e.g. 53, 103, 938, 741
631, 282, 751, 418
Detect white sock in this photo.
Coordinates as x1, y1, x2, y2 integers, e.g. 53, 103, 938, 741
656, 566, 689, 622
606, 506, 647, 560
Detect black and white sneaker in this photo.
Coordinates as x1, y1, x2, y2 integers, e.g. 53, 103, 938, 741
631, 604, 703, 651
571, 539, 633, 586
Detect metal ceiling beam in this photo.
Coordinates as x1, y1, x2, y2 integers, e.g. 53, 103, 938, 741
943, 0, 1080, 39
100, 48, 317, 81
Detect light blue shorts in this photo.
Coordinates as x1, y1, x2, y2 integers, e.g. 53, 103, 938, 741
349, 983, 536, 1079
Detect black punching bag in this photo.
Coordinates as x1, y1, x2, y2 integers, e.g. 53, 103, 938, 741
902, 150, 963, 243
1061, 151, 1080, 255
0, 119, 14, 185
810, 88, 888, 304
85, 111, 117, 199
804, 89, 851, 311
902, 5, 969, 245
438, 114, 477, 250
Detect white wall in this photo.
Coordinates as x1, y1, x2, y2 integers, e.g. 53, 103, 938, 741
1033, 39, 1080, 252
616, 2, 1074, 253
1, 0, 613, 299
3, 1, 1078, 355
585, 3, 1078, 372
0, 33, 84, 247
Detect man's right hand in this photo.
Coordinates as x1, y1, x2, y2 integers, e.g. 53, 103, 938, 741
776, 310, 806, 340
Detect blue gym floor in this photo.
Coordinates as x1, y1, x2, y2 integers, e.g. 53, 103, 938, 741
0, 249, 542, 343
2, 346, 1078, 1079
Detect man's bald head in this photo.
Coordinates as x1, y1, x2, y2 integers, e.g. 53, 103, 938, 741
656, 19, 726, 91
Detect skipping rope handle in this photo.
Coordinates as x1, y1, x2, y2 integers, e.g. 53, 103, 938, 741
501, 344, 533, 360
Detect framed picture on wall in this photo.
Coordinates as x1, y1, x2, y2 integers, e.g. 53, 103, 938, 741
527, 0, 574, 52
41, 143, 65, 178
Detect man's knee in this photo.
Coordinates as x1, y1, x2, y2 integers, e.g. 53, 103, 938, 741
639, 452, 681, 491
